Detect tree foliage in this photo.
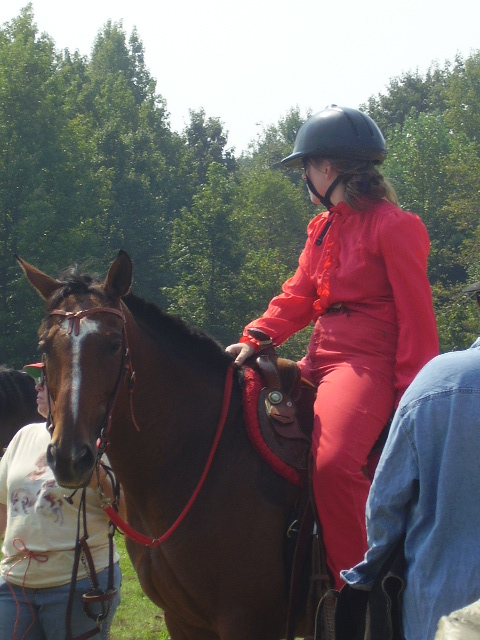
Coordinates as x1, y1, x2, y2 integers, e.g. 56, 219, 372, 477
1, 7, 480, 367
165, 163, 239, 343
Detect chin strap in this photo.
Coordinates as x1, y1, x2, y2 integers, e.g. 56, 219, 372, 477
306, 174, 344, 210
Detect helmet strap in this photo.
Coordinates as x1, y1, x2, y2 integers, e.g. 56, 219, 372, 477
306, 174, 344, 210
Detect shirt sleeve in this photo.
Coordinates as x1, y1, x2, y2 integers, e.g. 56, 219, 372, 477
243, 218, 323, 345
341, 411, 418, 587
244, 263, 318, 345
379, 211, 439, 405
0, 433, 18, 505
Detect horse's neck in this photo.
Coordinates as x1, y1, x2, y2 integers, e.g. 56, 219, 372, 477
110, 310, 238, 512
123, 304, 232, 426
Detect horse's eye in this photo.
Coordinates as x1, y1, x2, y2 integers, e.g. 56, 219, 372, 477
109, 340, 123, 355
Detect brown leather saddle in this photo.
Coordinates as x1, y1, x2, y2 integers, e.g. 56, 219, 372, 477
250, 351, 394, 640
251, 354, 338, 639
253, 352, 316, 473
251, 347, 391, 483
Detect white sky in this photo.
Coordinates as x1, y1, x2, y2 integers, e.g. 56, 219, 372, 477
1, 0, 479, 153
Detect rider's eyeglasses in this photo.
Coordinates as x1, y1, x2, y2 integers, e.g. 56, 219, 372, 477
37, 370, 46, 388
31, 369, 46, 388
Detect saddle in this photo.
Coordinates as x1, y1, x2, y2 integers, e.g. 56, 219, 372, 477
252, 352, 316, 475
246, 352, 395, 640
244, 352, 333, 639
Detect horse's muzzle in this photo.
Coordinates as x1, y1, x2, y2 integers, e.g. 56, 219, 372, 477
47, 441, 96, 488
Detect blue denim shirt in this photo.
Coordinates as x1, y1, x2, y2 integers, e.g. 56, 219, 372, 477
341, 340, 480, 640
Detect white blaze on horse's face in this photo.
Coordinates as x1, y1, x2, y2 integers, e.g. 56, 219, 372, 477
59, 316, 99, 423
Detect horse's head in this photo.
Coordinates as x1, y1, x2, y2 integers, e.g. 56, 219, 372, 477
17, 250, 133, 488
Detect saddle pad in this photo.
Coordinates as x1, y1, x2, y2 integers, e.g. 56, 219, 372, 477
242, 367, 304, 488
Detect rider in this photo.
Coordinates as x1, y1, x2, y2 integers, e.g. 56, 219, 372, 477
226, 105, 439, 589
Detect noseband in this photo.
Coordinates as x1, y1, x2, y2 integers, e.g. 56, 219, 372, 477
46, 305, 141, 444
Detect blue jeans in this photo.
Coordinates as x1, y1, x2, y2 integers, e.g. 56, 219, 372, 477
0, 563, 121, 639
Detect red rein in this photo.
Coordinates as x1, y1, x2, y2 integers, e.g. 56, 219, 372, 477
105, 364, 234, 546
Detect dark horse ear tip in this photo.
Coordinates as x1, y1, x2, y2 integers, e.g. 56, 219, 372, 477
14, 254, 32, 274
117, 249, 131, 261
105, 250, 133, 298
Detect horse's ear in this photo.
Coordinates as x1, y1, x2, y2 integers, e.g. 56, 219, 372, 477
15, 255, 62, 301
104, 250, 132, 299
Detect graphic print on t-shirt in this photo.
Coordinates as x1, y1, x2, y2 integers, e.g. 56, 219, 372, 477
10, 452, 65, 525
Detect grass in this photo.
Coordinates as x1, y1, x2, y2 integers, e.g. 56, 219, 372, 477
110, 533, 171, 639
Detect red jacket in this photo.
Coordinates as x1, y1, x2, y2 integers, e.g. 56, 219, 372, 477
244, 199, 439, 403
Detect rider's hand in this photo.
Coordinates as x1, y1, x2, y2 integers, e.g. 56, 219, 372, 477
225, 342, 255, 367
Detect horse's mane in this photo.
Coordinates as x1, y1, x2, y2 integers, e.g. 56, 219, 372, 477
123, 292, 233, 370
44, 267, 233, 371
0, 367, 42, 449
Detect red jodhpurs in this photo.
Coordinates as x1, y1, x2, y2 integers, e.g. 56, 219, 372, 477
297, 308, 397, 589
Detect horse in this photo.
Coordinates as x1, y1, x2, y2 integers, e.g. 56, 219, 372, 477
17, 250, 323, 640
0, 366, 42, 453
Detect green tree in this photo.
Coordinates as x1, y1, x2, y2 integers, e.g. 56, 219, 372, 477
383, 107, 480, 351
244, 107, 308, 177
0, 6, 69, 364
0, 13, 193, 363
443, 52, 480, 154
183, 108, 237, 185
365, 52, 480, 351
384, 110, 460, 284
72, 21, 187, 301
227, 166, 314, 356
165, 163, 239, 344
364, 65, 449, 134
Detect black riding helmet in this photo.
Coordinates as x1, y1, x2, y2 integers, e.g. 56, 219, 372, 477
281, 105, 386, 168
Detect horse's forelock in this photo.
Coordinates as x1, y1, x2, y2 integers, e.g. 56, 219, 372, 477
40, 272, 113, 343
45, 272, 105, 312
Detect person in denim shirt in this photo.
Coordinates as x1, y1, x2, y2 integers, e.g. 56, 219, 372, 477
341, 338, 480, 640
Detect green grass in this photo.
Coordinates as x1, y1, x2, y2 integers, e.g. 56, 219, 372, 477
110, 533, 171, 639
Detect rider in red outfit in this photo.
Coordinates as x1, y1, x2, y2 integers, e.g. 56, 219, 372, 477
226, 105, 439, 589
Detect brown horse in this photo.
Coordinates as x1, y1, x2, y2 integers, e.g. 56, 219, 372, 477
17, 250, 315, 640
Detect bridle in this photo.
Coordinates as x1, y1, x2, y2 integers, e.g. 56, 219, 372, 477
45, 302, 236, 546
46, 304, 141, 442
41, 305, 131, 640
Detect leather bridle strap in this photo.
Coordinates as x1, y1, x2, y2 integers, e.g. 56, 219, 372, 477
49, 307, 125, 336
46, 305, 141, 437
66, 489, 117, 640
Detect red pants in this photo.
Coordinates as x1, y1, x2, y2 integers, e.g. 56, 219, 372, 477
298, 309, 397, 589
